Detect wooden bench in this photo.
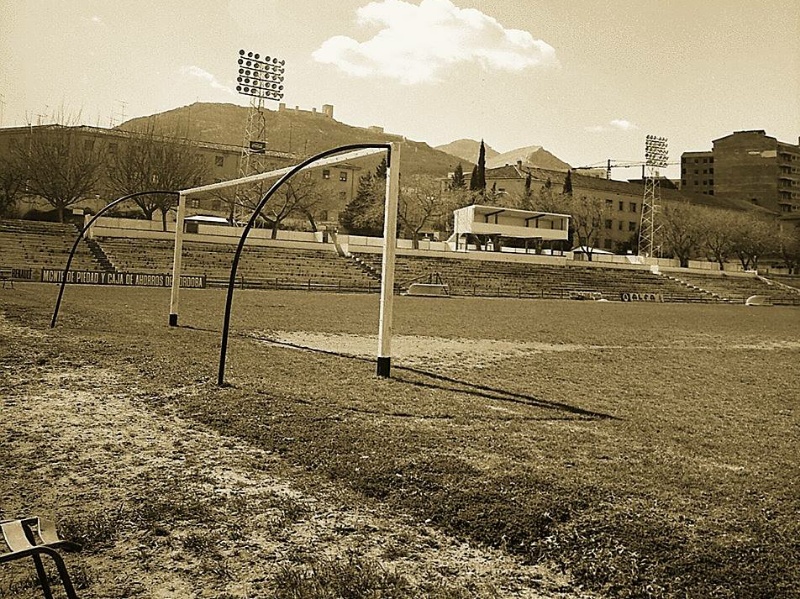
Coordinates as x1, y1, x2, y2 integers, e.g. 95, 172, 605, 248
0, 268, 12, 289
1, 517, 81, 598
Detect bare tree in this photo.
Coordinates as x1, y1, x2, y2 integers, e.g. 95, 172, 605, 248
12, 126, 104, 222
0, 156, 26, 218
398, 175, 447, 249
245, 176, 322, 239
699, 207, 738, 270
107, 124, 207, 229
561, 193, 609, 261
660, 202, 705, 268
730, 214, 777, 271
776, 225, 800, 274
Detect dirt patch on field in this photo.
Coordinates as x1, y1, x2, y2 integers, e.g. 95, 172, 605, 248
0, 315, 589, 598
259, 331, 584, 370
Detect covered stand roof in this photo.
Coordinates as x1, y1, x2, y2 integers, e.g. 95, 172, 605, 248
453, 204, 570, 241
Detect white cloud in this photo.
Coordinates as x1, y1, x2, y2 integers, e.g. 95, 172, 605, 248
181, 66, 235, 95
609, 119, 638, 131
312, 0, 557, 84
585, 119, 639, 133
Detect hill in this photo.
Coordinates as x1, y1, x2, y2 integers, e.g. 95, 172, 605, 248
118, 102, 466, 178
435, 138, 498, 164
486, 145, 571, 171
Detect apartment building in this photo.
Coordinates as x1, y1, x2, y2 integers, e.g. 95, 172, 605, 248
682, 130, 800, 214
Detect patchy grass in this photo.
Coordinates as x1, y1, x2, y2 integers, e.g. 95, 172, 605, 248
2, 284, 799, 598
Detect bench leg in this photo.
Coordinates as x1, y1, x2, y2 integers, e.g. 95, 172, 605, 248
46, 550, 79, 599
32, 553, 55, 599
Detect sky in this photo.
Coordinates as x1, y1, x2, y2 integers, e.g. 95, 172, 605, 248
1, 0, 798, 180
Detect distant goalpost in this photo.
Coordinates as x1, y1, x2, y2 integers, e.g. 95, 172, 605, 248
173, 142, 401, 385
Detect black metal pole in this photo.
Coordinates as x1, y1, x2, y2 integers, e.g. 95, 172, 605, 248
217, 143, 391, 386
50, 190, 179, 328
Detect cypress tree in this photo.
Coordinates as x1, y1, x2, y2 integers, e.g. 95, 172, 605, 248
477, 139, 486, 192
469, 164, 480, 191
563, 169, 573, 195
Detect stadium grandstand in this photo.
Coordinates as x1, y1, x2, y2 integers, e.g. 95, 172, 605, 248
1, 217, 798, 305
0, 219, 106, 281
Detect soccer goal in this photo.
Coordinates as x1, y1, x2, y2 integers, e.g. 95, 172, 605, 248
173, 142, 402, 385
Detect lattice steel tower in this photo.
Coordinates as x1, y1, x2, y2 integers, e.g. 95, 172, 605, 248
638, 135, 668, 258
233, 49, 285, 221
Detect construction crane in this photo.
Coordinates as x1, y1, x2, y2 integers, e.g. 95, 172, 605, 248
574, 159, 678, 180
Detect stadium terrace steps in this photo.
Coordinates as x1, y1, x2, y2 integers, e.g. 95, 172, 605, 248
353, 252, 713, 302
0, 219, 105, 278
96, 237, 379, 291
668, 273, 800, 305
761, 275, 800, 296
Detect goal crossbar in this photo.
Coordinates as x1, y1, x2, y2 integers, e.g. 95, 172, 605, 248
181, 146, 387, 197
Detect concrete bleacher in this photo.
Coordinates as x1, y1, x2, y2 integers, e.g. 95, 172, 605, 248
96, 237, 379, 291
0, 219, 104, 280
669, 272, 800, 305
353, 252, 709, 302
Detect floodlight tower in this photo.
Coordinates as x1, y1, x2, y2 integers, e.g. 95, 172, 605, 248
234, 49, 285, 221
638, 135, 668, 258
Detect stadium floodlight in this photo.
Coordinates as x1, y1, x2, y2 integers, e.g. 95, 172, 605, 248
236, 48, 285, 101
639, 134, 669, 258
645, 135, 669, 168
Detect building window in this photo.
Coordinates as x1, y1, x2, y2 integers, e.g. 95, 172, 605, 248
339, 171, 348, 182
618, 201, 624, 211
190, 199, 200, 208
338, 191, 347, 202
628, 221, 636, 232
618, 220, 623, 231
603, 238, 613, 249
682, 180, 686, 187
629, 202, 637, 212
108, 142, 118, 154
605, 199, 613, 208
215, 155, 224, 167
322, 169, 331, 179
605, 219, 612, 229
84, 139, 95, 150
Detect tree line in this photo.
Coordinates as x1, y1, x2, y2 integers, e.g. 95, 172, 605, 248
2, 127, 798, 272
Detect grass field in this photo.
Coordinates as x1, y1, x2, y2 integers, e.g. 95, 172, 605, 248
1, 284, 798, 598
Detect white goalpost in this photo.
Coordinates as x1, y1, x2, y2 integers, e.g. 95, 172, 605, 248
169, 142, 401, 382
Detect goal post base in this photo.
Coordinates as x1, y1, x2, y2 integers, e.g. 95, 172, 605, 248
377, 357, 391, 378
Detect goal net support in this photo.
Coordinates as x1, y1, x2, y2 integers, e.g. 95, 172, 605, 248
172, 142, 401, 384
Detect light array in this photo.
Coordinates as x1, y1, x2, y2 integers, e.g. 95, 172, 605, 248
645, 135, 669, 168
236, 49, 285, 101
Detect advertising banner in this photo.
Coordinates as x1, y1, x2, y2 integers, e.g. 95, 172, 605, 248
41, 270, 206, 288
